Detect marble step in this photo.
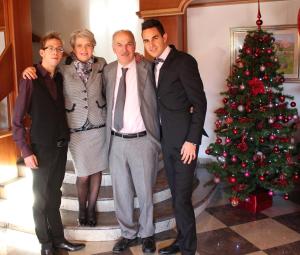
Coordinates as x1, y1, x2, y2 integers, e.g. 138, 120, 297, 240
0, 167, 216, 241
61, 168, 171, 212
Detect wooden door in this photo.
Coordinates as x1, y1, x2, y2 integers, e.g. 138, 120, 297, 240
0, 0, 32, 183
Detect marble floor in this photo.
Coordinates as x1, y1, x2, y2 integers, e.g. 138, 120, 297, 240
1, 187, 300, 255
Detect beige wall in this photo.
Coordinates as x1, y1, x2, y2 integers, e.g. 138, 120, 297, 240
31, 0, 143, 63
187, 0, 300, 157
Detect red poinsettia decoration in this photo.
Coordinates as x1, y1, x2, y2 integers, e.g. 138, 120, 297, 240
248, 77, 265, 96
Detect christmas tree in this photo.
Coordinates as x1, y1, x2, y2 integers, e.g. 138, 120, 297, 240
205, 8, 299, 207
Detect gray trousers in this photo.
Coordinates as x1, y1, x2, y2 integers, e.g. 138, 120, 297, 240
109, 135, 159, 239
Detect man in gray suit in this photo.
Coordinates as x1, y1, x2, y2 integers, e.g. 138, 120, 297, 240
103, 30, 160, 253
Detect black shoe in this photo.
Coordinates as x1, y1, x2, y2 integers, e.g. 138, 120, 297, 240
54, 240, 85, 251
87, 210, 97, 227
78, 209, 87, 226
142, 236, 156, 253
112, 237, 139, 253
41, 247, 54, 255
159, 240, 180, 254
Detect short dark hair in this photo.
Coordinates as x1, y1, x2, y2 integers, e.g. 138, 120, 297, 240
141, 19, 165, 36
40, 32, 63, 49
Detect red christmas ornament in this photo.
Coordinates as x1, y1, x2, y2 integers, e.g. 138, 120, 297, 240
222, 151, 228, 157
283, 193, 289, 200
225, 137, 231, 144
263, 75, 269, 80
244, 171, 250, 177
266, 48, 272, 54
214, 176, 221, 183
205, 149, 211, 155
259, 175, 265, 181
293, 174, 299, 182
245, 48, 252, 54
273, 145, 280, 153
216, 137, 222, 144
230, 197, 239, 207
225, 117, 234, 125
259, 137, 265, 143
231, 155, 238, 163
241, 162, 247, 168
291, 101, 296, 107
228, 176, 237, 183
244, 70, 251, 76
223, 98, 229, 104
279, 95, 285, 102
232, 128, 238, 135
269, 134, 276, 141
230, 102, 238, 109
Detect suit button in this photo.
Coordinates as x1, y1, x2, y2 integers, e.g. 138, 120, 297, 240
84, 106, 88, 109
83, 98, 87, 101
82, 90, 87, 93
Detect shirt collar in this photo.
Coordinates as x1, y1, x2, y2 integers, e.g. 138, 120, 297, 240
36, 63, 57, 78
158, 45, 171, 61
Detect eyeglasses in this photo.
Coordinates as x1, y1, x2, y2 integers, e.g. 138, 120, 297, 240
43, 46, 64, 53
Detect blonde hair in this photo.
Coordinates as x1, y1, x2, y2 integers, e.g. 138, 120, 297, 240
69, 29, 96, 48
40, 32, 63, 49
112, 30, 136, 45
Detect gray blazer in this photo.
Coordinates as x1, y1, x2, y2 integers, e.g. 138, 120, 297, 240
103, 59, 160, 150
59, 57, 107, 129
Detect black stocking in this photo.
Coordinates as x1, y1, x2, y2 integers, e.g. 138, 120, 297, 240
76, 176, 89, 224
87, 172, 102, 217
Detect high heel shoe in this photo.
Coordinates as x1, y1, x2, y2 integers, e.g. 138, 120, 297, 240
87, 210, 97, 227
78, 209, 87, 226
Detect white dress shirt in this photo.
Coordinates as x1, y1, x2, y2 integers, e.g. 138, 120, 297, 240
154, 46, 171, 86
112, 60, 146, 134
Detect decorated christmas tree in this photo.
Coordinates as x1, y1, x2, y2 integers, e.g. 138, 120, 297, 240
206, 3, 299, 207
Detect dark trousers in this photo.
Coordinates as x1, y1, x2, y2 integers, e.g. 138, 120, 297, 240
162, 142, 198, 255
31, 143, 68, 247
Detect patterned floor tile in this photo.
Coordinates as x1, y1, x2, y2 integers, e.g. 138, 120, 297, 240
264, 240, 300, 255
231, 218, 300, 250
197, 228, 259, 254
206, 204, 267, 226
261, 195, 300, 217
196, 211, 226, 233
273, 211, 300, 233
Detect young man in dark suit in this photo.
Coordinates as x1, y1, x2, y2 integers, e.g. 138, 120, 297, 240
142, 19, 207, 255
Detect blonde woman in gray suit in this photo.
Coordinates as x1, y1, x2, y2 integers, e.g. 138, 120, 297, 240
23, 29, 107, 227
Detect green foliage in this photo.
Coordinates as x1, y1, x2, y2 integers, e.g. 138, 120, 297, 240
206, 29, 299, 204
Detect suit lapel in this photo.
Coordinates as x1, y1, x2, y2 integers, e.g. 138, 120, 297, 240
107, 62, 118, 111
86, 62, 98, 88
136, 61, 147, 99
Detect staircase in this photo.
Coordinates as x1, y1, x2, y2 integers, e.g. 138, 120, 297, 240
0, 153, 216, 241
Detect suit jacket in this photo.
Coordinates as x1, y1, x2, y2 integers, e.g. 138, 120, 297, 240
59, 56, 107, 129
103, 59, 160, 150
157, 45, 207, 148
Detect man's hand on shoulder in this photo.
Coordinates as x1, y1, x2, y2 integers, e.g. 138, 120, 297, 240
24, 154, 38, 169
22, 67, 37, 80
181, 141, 197, 164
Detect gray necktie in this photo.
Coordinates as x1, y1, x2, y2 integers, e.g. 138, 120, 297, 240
114, 67, 128, 131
